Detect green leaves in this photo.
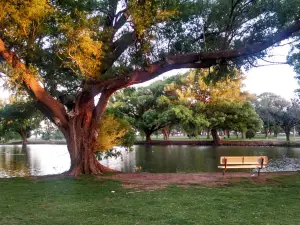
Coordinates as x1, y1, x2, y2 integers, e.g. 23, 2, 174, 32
0, 100, 43, 141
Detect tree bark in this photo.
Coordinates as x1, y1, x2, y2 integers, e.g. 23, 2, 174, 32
18, 130, 28, 146
211, 128, 221, 146
206, 128, 211, 139
241, 131, 245, 139
62, 109, 116, 176
265, 127, 269, 139
145, 133, 152, 143
285, 128, 291, 142
22, 136, 28, 146
162, 127, 170, 140
59, 90, 116, 176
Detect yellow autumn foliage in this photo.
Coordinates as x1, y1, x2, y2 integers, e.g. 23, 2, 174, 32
96, 114, 130, 152
128, 0, 177, 54
165, 69, 252, 104
0, 0, 53, 39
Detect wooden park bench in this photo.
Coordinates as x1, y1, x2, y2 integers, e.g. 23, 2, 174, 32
218, 156, 268, 176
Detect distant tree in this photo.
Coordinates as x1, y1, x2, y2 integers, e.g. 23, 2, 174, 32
273, 100, 300, 141
40, 119, 57, 140
205, 101, 261, 144
254, 93, 289, 138
0, 101, 42, 144
165, 69, 259, 144
110, 83, 204, 142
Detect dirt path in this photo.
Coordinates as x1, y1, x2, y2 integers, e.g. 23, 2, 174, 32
106, 172, 300, 190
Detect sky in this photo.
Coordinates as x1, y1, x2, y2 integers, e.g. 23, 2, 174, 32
138, 44, 299, 101
243, 44, 299, 100
0, 45, 299, 101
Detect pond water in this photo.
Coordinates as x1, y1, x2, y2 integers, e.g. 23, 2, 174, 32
0, 144, 300, 178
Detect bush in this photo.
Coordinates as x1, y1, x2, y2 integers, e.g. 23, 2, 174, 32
246, 129, 255, 139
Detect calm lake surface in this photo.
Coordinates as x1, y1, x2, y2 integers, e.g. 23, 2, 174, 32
1, 144, 300, 178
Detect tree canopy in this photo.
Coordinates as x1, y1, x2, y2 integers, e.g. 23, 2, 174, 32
253, 92, 290, 137
164, 69, 261, 143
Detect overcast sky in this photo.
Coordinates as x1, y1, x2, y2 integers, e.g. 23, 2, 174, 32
243, 45, 299, 100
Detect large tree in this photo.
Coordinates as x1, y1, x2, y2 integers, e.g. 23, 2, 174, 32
0, 0, 300, 175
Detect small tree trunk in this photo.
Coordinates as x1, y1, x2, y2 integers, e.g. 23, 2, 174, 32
285, 128, 291, 142
22, 137, 28, 146
211, 128, 221, 146
162, 127, 169, 140
235, 131, 239, 138
19, 130, 28, 146
146, 133, 151, 143
241, 131, 245, 139
227, 130, 230, 138
206, 128, 211, 139
265, 127, 269, 139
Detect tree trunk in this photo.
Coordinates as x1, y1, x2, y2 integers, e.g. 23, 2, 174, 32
241, 131, 245, 139
285, 127, 291, 142
58, 90, 116, 176
19, 130, 28, 146
227, 130, 230, 138
63, 114, 115, 176
162, 127, 170, 140
211, 128, 221, 146
22, 136, 28, 146
235, 131, 239, 138
145, 133, 152, 143
265, 127, 269, 139
206, 128, 210, 139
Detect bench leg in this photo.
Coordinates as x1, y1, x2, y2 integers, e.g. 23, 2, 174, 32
258, 168, 260, 176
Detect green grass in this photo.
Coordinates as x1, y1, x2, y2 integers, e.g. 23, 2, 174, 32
0, 174, 300, 225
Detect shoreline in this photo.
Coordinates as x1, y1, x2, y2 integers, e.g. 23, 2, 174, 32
135, 140, 300, 147
1, 139, 300, 147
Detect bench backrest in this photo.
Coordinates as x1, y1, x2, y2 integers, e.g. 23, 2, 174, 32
220, 156, 268, 165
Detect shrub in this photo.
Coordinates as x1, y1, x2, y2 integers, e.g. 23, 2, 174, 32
246, 129, 255, 139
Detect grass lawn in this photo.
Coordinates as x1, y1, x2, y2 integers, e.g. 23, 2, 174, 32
0, 174, 299, 225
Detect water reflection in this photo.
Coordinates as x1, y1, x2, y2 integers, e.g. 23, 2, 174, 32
0, 145, 300, 178
134, 145, 300, 173
101, 148, 136, 172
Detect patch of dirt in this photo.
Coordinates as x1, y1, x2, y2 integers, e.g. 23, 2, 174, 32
105, 172, 300, 190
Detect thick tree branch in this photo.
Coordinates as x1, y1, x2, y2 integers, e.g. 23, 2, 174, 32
101, 31, 136, 73
93, 89, 115, 124
114, 10, 128, 31
90, 19, 300, 98
0, 38, 69, 126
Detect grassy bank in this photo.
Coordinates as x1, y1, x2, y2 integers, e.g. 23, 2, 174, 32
0, 174, 299, 225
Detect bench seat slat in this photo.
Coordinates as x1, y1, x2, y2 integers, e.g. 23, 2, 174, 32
220, 156, 268, 164
218, 165, 266, 169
